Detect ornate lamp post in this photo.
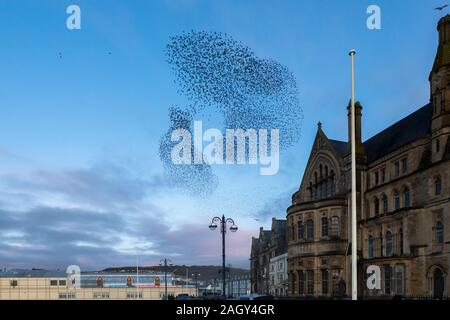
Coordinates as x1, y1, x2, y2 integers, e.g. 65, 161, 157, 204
209, 215, 238, 298
160, 258, 173, 300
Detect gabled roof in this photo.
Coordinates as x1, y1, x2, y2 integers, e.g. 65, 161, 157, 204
363, 104, 432, 163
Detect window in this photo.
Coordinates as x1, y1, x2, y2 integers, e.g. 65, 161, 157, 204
381, 168, 386, 183
380, 232, 384, 257
321, 217, 329, 237
435, 177, 442, 195
368, 236, 374, 259
394, 190, 400, 210
386, 231, 393, 257
384, 265, 392, 295
382, 194, 388, 213
306, 219, 314, 240
321, 269, 329, 295
394, 265, 405, 295
10, 280, 18, 287
436, 221, 444, 245
307, 270, 314, 295
331, 216, 340, 237
59, 292, 76, 299
59, 280, 66, 286
374, 197, 380, 215
291, 273, 297, 294
50, 280, 58, 286
297, 221, 304, 240
401, 158, 408, 174
93, 292, 110, 299
403, 187, 410, 208
395, 162, 400, 177
298, 271, 304, 294
399, 228, 404, 255
126, 292, 143, 299
375, 172, 379, 185
436, 139, 440, 153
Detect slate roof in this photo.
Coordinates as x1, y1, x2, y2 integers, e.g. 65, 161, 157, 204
363, 104, 432, 163
329, 139, 348, 157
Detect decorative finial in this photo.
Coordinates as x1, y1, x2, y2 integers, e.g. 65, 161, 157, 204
317, 121, 322, 129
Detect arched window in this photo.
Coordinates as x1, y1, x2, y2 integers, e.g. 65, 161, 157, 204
436, 221, 444, 245
382, 194, 388, 213
325, 165, 329, 177
320, 164, 323, 179
322, 217, 329, 237
403, 187, 410, 208
298, 271, 304, 295
394, 190, 400, 210
386, 231, 393, 257
330, 170, 335, 195
306, 219, 314, 240
331, 216, 339, 237
314, 172, 318, 184
309, 182, 313, 199
374, 197, 380, 216
368, 236, 374, 259
435, 177, 442, 195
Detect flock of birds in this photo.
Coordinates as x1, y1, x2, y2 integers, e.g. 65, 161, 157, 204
158, 31, 303, 197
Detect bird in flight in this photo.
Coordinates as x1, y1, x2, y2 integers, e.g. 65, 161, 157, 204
435, 4, 448, 10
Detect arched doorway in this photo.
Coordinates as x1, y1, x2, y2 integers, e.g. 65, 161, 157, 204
434, 268, 445, 299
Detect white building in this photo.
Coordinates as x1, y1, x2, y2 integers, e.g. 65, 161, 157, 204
269, 253, 288, 297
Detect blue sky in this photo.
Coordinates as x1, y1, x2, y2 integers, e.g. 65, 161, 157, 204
0, 0, 443, 270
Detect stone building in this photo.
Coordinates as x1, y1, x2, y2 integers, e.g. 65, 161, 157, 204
250, 218, 287, 294
287, 16, 450, 299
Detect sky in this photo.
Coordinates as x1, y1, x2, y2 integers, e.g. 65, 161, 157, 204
0, 0, 443, 270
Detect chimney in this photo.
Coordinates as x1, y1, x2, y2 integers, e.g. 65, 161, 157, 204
347, 100, 363, 145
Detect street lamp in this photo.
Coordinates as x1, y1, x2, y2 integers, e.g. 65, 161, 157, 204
209, 215, 238, 298
160, 258, 173, 300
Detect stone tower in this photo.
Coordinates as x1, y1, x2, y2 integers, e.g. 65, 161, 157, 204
430, 15, 450, 162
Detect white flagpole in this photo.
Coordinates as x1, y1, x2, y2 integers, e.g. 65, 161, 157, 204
349, 48, 357, 300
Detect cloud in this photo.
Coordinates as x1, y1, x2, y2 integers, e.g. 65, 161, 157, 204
0, 162, 251, 270
254, 189, 294, 222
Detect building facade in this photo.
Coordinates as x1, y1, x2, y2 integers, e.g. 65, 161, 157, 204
287, 16, 450, 299
0, 270, 196, 300
250, 218, 287, 295
269, 253, 288, 297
